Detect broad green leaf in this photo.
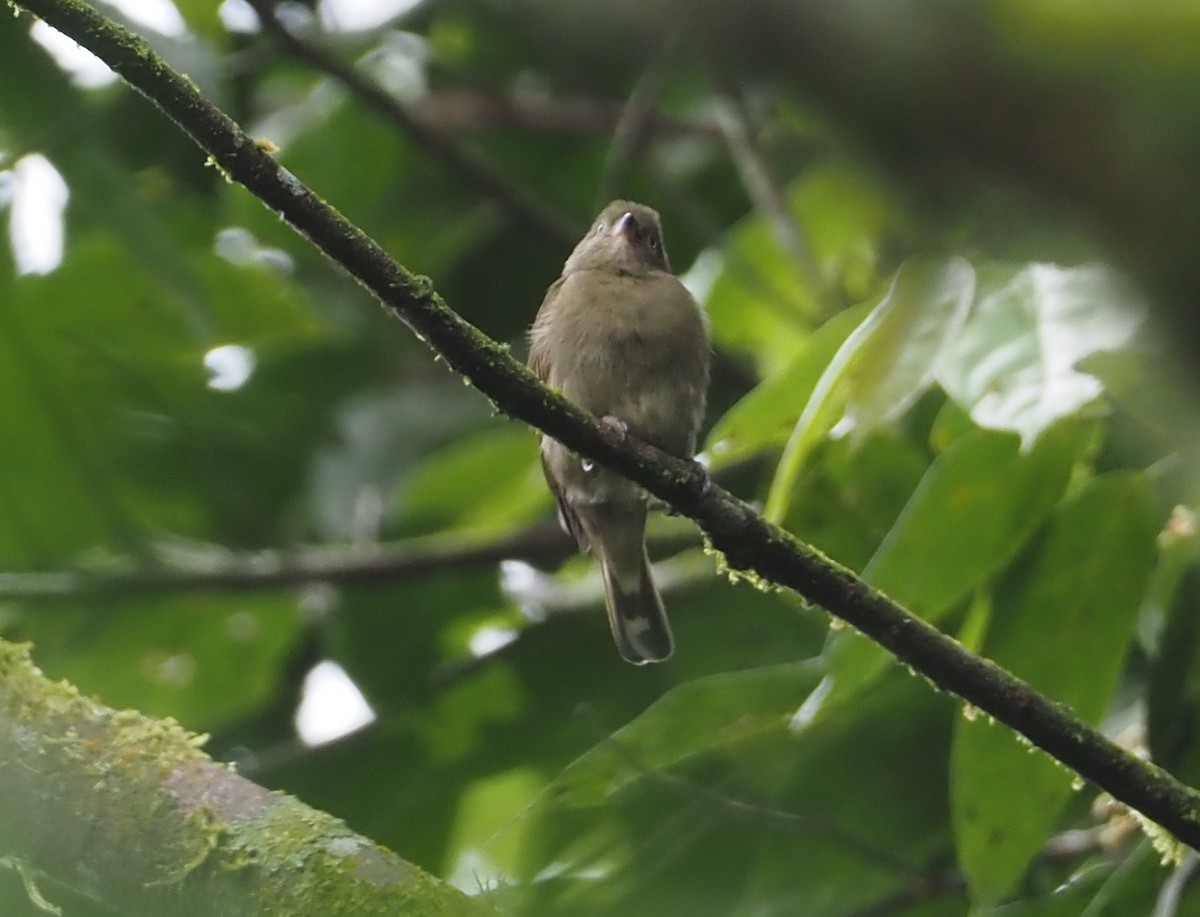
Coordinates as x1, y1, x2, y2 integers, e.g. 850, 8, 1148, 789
310, 382, 492, 541
705, 302, 869, 467
766, 256, 975, 523
704, 161, 897, 374
864, 423, 1086, 619
0, 231, 340, 556
779, 429, 930, 573
988, 842, 1164, 916
952, 473, 1158, 904
508, 662, 824, 912
518, 662, 823, 814
797, 421, 1087, 727
937, 263, 1144, 446
735, 675, 956, 917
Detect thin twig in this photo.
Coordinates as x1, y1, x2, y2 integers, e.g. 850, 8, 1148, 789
0, 513, 707, 604
596, 40, 681, 208
711, 82, 823, 300
245, 0, 581, 251
1154, 850, 1200, 917
594, 725, 923, 876
414, 89, 722, 142
0, 523, 564, 600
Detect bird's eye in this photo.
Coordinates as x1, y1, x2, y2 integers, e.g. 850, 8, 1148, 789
595, 221, 606, 234
649, 236, 662, 252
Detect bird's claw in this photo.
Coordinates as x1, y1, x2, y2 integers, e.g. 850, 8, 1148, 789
598, 415, 629, 446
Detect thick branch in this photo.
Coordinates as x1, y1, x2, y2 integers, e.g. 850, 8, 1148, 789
0, 641, 495, 916
14, 0, 1200, 851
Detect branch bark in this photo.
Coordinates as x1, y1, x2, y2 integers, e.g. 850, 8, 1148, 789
0, 641, 495, 917
13, 0, 1200, 856
0, 522, 699, 602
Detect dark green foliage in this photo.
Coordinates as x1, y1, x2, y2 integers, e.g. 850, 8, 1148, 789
3, 2, 1200, 914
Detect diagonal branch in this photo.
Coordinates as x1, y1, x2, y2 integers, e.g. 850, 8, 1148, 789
14, 0, 1200, 852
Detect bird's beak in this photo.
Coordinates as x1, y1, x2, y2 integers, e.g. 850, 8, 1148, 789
611, 211, 639, 242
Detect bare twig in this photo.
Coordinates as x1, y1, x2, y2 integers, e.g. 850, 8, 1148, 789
0, 516, 702, 603
593, 725, 923, 876
0, 522, 569, 601
596, 40, 682, 208
414, 88, 722, 141
712, 83, 823, 300
244, 0, 581, 251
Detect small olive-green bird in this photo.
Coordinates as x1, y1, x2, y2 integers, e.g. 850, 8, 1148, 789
528, 201, 710, 664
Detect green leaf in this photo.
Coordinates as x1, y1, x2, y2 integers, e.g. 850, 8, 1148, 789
19, 594, 303, 731
951, 472, 1158, 904
519, 662, 824, 815
799, 421, 1088, 726
936, 263, 1144, 446
397, 424, 549, 537
704, 161, 897, 374
735, 675, 957, 917
705, 302, 869, 467
766, 256, 975, 523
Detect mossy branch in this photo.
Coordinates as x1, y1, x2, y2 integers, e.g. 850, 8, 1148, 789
0, 641, 496, 917
12, 0, 1200, 859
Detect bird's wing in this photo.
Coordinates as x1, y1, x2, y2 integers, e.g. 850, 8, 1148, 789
526, 277, 562, 384
527, 278, 590, 552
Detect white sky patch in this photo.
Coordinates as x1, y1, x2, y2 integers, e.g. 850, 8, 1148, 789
101, 0, 188, 36
204, 344, 257, 392
218, 0, 260, 33
295, 660, 377, 746
30, 20, 118, 88
7, 154, 68, 276
469, 625, 518, 657
214, 226, 295, 272
680, 247, 723, 305
318, 0, 426, 31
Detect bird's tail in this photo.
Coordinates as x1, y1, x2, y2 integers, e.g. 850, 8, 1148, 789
587, 508, 674, 664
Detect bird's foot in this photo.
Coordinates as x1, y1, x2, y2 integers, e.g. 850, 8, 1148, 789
597, 415, 629, 446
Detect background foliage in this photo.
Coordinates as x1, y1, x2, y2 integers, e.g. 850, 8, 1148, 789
3, 1, 1200, 914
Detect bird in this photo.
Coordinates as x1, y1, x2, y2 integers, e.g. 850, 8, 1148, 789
528, 200, 710, 664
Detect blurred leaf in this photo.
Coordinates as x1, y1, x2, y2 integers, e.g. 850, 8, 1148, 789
937, 263, 1144, 445
865, 422, 1087, 619
509, 665, 956, 916
15, 594, 302, 731
509, 662, 823, 911
951, 472, 1158, 904
397, 424, 549, 537
519, 662, 823, 813
311, 380, 492, 541
766, 256, 975, 523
